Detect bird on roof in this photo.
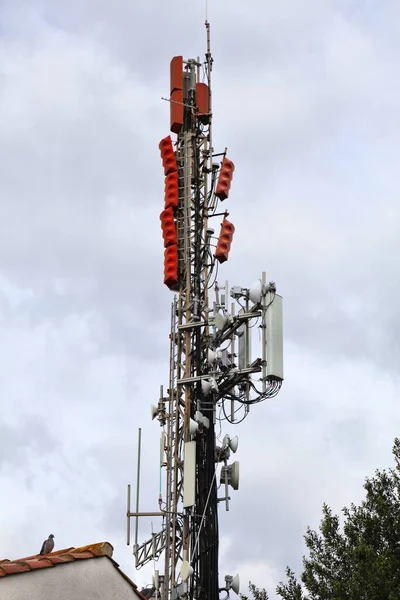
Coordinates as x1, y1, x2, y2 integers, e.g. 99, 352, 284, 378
39, 534, 55, 555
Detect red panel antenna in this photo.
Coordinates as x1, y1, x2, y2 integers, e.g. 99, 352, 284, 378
160, 206, 178, 248
215, 217, 235, 263
196, 83, 210, 124
159, 136, 177, 175
216, 157, 235, 200
170, 89, 184, 134
170, 56, 183, 93
164, 244, 179, 290
170, 56, 184, 134
164, 172, 179, 209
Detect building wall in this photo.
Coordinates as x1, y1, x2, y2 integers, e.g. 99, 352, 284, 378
0, 557, 142, 600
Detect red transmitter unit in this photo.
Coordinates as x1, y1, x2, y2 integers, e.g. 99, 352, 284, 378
170, 56, 184, 134
160, 207, 178, 248
159, 136, 178, 176
164, 172, 179, 209
163, 244, 179, 290
215, 217, 235, 263
216, 157, 235, 200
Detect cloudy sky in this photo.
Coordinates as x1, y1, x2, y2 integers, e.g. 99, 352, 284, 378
1, 0, 400, 597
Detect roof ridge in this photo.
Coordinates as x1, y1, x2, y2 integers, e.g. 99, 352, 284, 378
1, 542, 113, 564
0, 541, 150, 594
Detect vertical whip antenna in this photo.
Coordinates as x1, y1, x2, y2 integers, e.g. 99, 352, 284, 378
134, 428, 142, 554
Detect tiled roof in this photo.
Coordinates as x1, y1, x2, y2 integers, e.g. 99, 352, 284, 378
0, 542, 114, 578
0, 542, 146, 599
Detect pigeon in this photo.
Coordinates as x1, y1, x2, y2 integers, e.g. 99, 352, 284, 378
39, 534, 55, 555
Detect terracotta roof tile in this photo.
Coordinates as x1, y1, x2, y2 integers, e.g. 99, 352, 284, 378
0, 562, 31, 576
22, 559, 54, 570
41, 555, 74, 565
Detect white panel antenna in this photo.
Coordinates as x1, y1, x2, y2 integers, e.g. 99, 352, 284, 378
183, 441, 196, 508
266, 293, 283, 380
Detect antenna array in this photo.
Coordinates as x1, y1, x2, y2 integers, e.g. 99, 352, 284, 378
127, 22, 284, 600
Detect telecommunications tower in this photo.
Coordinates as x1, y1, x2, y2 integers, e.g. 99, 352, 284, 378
127, 22, 284, 600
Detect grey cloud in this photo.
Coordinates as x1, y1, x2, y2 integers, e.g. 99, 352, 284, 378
0, 415, 59, 469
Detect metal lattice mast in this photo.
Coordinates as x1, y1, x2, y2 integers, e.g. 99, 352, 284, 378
127, 22, 284, 600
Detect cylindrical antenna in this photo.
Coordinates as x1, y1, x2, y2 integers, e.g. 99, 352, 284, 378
205, 20, 212, 73
224, 462, 230, 511
134, 428, 142, 552
224, 281, 229, 309
159, 383, 164, 503
127, 484, 131, 545
159, 431, 165, 498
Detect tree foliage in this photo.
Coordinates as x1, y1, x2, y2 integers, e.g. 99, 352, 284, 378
241, 582, 269, 600
243, 438, 400, 600
278, 437, 400, 600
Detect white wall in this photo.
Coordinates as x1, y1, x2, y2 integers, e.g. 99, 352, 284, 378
0, 557, 143, 600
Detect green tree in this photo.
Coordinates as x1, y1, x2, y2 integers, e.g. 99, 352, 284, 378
243, 438, 400, 600
241, 582, 269, 600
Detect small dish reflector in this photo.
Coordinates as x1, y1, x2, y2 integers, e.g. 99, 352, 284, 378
225, 573, 240, 595
201, 377, 219, 395
230, 461, 239, 490
180, 560, 193, 581
151, 405, 158, 420
215, 312, 227, 330
201, 379, 211, 395
222, 434, 239, 453
207, 349, 215, 363
231, 574, 240, 594
209, 377, 219, 392
229, 436, 239, 453
189, 419, 199, 437
207, 349, 221, 364
249, 279, 263, 304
